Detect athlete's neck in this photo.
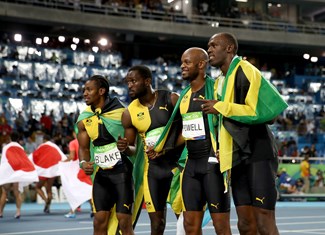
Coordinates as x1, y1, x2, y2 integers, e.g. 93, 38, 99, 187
190, 76, 206, 93
139, 90, 157, 109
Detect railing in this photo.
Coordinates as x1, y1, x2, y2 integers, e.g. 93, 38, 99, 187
279, 156, 325, 164
1, 0, 325, 35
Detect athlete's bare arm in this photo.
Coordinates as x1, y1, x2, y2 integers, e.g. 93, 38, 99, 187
77, 121, 94, 175
117, 109, 137, 156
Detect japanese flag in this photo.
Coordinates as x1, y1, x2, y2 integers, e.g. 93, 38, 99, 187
0, 142, 38, 186
59, 160, 92, 211
30, 141, 67, 177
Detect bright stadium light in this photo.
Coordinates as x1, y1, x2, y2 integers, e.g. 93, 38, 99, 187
14, 34, 22, 42
98, 38, 108, 46
303, 53, 310, 60
310, 56, 318, 63
36, 38, 42, 45
92, 46, 99, 53
43, 36, 49, 43
58, 36, 65, 42
72, 37, 80, 44
84, 39, 90, 44
71, 44, 77, 50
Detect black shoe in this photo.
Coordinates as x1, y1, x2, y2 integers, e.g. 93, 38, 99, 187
0, 214, 3, 218
14, 214, 20, 219
43, 203, 50, 214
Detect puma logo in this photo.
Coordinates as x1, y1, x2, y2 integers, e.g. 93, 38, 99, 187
210, 203, 219, 209
159, 105, 168, 111
255, 197, 265, 204
123, 204, 131, 210
198, 95, 205, 99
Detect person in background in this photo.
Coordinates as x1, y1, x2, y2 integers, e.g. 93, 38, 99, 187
0, 132, 23, 219
300, 154, 311, 193
34, 135, 57, 214
202, 32, 288, 234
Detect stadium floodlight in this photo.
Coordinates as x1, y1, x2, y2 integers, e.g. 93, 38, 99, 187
36, 38, 42, 45
58, 36, 65, 42
167, 0, 174, 3
14, 34, 22, 42
92, 46, 99, 53
303, 53, 310, 60
71, 44, 77, 50
98, 38, 108, 46
72, 37, 80, 44
84, 39, 90, 44
236, 0, 247, 2
43, 36, 49, 43
310, 56, 318, 63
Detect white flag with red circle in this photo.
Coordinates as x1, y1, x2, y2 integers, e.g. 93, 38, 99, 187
59, 160, 92, 210
30, 141, 67, 177
0, 142, 38, 186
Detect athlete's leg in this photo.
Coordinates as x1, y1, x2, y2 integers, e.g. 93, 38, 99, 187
253, 207, 279, 235
0, 185, 8, 217
146, 162, 173, 235
235, 205, 258, 235
12, 183, 22, 218
205, 163, 231, 235
183, 211, 203, 235
93, 211, 110, 235
116, 212, 134, 235
148, 210, 166, 235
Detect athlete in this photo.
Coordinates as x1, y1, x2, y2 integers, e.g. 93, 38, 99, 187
178, 47, 231, 235
200, 32, 288, 234
117, 65, 182, 235
77, 75, 134, 235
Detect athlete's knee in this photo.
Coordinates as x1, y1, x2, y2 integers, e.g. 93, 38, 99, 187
150, 217, 166, 234
237, 217, 257, 235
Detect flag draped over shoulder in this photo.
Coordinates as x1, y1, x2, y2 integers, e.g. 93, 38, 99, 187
59, 160, 92, 211
76, 100, 144, 235
0, 142, 38, 188
29, 141, 67, 178
213, 57, 288, 173
154, 75, 222, 214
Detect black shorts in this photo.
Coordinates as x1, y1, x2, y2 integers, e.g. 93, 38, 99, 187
92, 164, 134, 214
231, 159, 277, 210
143, 160, 174, 212
182, 157, 230, 213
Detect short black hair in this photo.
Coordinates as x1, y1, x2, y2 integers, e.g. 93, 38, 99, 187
89, 75, 110, 97
128, 65, 152, 80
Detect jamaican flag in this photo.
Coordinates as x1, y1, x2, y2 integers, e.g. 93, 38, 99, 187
213, 56, 288, 173
154, 76, 228, 214
76, 97, 144, 235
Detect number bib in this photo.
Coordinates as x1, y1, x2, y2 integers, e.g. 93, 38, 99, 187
182, 112, 206, 140
93, 143, 122, 169
145, 126, 164, 147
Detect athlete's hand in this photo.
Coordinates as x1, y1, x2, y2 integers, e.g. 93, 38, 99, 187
82, 161, 94, 175
146, 146, 165, 160
117, 135, 129, 153
193, 98, 219, 114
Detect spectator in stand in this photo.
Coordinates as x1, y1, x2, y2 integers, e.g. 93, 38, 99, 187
14, 111, 25, 134
40, 113, 52, 135
24, 135, 37, 154
277, 168, 297, 194
300, 153, 311, 193
27, 113, 40, 134
0, 113, 13, 150
314, 170, 324, 187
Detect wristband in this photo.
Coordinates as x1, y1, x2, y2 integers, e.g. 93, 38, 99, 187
79, 160, 87, 168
